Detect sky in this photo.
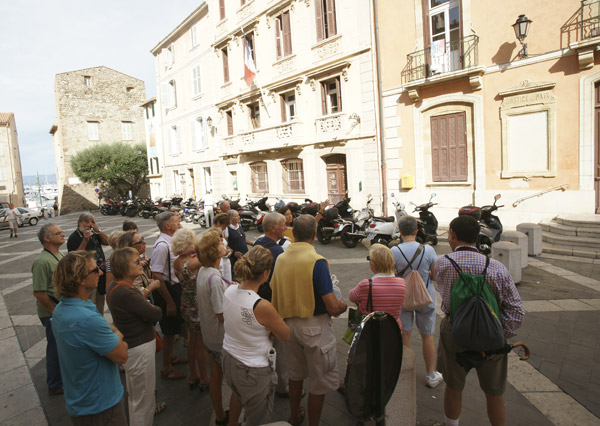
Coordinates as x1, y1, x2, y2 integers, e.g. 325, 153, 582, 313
0, 0, 200, 177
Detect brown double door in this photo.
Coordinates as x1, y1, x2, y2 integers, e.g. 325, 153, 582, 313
325, 154, 347, 205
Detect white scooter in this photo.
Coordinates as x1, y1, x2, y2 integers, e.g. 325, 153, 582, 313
365, 193, 408, 245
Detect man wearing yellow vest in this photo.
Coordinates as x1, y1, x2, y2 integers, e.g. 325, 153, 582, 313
271, 214, 347, 426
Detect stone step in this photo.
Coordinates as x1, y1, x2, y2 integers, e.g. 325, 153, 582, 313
541, 242, 600, 259
555, 214, 600, 229
539, 220, 600, 238
542, 231, 600, 250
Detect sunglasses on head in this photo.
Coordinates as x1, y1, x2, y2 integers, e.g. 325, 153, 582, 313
132, 237, 145, 245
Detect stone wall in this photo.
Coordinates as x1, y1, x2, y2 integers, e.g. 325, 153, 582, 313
54, 66, 146, 211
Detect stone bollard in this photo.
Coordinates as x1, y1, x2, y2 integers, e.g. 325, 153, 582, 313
492, 241, 522, 283
501, 231, 528, 267
516, 223, 543, 256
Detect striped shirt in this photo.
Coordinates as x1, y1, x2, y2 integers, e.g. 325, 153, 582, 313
349, 274, 406, 328
435, 246, 524, 338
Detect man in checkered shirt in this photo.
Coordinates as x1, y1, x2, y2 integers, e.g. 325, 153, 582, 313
435, 215, 524, 426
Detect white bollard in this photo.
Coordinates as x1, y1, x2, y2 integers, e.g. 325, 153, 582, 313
491, 241, 522, 283
516, 223, 543, 256
501, 231, 528, 267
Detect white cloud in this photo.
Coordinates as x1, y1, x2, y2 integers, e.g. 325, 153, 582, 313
0, 0, 200, 175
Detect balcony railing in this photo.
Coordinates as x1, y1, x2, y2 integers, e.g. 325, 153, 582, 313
562, 0, 600, 46
223, 121, 305, 155
403, 34, 479, 84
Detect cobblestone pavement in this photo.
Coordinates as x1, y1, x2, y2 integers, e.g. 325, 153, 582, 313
1, 213, 599, 425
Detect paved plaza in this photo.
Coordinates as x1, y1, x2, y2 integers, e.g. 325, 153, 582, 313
1, 212, 599, 425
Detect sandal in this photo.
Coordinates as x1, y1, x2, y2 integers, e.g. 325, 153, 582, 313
215, 410, 229, 426
171, 356, 189, 364
160, 368, 186, 380
155, 401, 166, 415
198, 381, 209, 392
288, 406, 305, 426
188, 377, 200, 389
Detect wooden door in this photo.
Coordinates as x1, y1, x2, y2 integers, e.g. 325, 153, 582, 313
325, 154, 347, 205
595, 82, 600, 213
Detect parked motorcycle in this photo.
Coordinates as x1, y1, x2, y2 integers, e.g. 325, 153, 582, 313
459, 194, 504, 255
410, 193, 439, 245
365, 193, 408, 246
338, 196, 373, 248
254, 196, 271, 233
317, 197, 352, 245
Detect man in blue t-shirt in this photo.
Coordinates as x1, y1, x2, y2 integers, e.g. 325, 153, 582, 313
52, 251, 129, 424
391, 216, 442, 388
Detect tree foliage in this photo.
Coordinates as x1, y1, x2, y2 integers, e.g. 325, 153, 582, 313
71, 143, 148, 199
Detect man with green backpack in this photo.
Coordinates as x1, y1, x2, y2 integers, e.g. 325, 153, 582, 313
435, 216, 524, 426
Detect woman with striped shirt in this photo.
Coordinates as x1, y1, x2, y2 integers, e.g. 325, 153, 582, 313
349, 244, 406, 329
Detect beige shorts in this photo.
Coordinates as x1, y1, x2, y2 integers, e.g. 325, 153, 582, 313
437, 316, 507, 396
8, 219, 18, 230
284, 314, 339, 395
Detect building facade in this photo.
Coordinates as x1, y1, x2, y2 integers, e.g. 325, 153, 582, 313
51, 66, 147, 212
377, 0, 600, 226
0, 113, 25, 206
151, 0, 381, 209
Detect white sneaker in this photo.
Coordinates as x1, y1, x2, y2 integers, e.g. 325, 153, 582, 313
426, 371, 443, 388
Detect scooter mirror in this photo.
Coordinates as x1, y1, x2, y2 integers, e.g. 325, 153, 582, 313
494, 194, 501, 201
367, 193, 372, 198
390, 192, 395, 197
431, 193, 436, 198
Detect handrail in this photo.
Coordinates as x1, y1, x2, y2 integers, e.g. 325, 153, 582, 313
512, 184, 570, 208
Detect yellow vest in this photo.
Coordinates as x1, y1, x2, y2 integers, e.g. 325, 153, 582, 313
271, 242, 326, 319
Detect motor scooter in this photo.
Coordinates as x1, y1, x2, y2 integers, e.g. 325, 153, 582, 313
410, 193, 439, 245
316, 197, 354, 245
338, 196, 374, 248
365, 193, 408, 246
459, 194, 504, 255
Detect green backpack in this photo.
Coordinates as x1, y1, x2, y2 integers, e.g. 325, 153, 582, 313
445, 255, 505, 352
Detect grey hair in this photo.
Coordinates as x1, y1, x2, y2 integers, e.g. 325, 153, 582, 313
398, 216, 418, 236
263, 212, 285, 234
220, 200, 230, 209
77, 212, 94, 225
171, 228, 197, 256
227, 209, 237, 219
155, 211, 177, 231
38, 223, 57, 245
293, 214, 316, 242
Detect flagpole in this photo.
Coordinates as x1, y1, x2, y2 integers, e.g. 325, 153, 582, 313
241, 27, 271, 118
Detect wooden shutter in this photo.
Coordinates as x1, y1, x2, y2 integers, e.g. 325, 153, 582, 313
275, 17, 283, 59
320, 81, 327, 114
326, 0, 337, 37
280, 94, 287, 122
335, 77, 342, 112
282, 11, 292, 56
227, 111, 233, 136
222, 49, 229, 83
219, 0, 226, 20
315, 0, 324, 41
160, 83, 169, 109
431, 112, 467, 182
422, 0, 431, 49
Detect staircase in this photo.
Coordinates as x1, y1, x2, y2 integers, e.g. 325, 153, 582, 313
540, 215, 600, 258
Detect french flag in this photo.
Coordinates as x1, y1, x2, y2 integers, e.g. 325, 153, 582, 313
244, 36, 256, 86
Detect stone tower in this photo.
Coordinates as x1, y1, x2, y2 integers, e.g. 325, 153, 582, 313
0, 113, 25, 206
51, 66, 146, 213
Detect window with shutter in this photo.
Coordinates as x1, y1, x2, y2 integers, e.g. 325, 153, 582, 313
430, 112, 467, 182
275, 11, 292, 59
275, 15, 283, 59
168, 80, 177, 108
315, 0, 337, 41
250, 162, 269, 193
282, 159, 304, 193
226, 110, 234, 136
219, 0, 226, 20
320, 77, 342, 115
222, 48, 230, 83
249, 103, 260, 129
87, 122, 99, 141
192, 65, 202, 96
169, 125, 180, 155
121, 122, 132, 140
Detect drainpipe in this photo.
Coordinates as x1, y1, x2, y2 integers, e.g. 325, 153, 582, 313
372, 0, 388, 214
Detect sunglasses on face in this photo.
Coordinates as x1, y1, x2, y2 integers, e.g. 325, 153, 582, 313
133, 258, 142, 265
132, 237, 145, 245
86, 266, 100, 277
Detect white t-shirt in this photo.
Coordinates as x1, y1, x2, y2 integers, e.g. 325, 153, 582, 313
5, 208, 19, 221
196, 266, 227, 352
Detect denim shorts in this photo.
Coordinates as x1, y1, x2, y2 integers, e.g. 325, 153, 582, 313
399, 283, 437, 335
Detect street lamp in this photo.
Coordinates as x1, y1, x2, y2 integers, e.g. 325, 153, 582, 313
513, 14, 532, 58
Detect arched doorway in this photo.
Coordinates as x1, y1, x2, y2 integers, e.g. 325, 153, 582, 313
324, 154, 347, 204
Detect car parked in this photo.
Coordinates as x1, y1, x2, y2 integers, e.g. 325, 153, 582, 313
17, 207, 43, 226
0, 209, 25, 230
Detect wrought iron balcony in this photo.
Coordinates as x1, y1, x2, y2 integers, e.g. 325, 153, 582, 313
403, 34, 479, 84
222, 121, 305, 156
562, 0, 600, 45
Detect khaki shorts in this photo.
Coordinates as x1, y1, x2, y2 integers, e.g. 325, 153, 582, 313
8, 219, 18, 230
437, 316, 507, 396
223, 351, 276, 426
284, 314, 339, 395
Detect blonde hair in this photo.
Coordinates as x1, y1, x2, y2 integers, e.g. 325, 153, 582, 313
369, 244, 396, 275
52, 251, 95, 298
171, 228, 197, 256
108, 231, 125, 249
234, 246, 273, 282
196, 229, 223, 266
110, 247, 139, 281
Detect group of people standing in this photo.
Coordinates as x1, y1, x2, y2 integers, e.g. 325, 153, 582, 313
30, 205, 523, 426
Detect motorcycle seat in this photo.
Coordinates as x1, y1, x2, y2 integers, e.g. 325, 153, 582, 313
373, 216, 395, 222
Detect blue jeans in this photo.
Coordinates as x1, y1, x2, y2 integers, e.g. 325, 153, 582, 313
40, 316, 62, 391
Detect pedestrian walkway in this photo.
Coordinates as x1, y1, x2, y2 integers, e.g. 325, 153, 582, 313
1, 214, 599, 425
